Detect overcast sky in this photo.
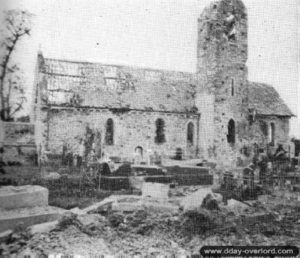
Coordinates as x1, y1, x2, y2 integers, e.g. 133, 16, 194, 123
1, 0, 299, 137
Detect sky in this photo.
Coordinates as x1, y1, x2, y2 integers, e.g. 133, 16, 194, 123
1, 0, 299, 137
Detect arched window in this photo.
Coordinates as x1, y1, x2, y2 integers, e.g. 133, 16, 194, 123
155, 118, 166, 144
135, 146, 143, 157
269, 122, 275, 145
227, 119, 235, 145
187, 122, 194, 145
259, 120, 268, 136
175, 147, 183, 160
105, 118, 114, 145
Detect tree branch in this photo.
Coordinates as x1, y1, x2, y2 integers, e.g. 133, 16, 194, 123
0, 35, 18, 115
9, 96, 26, 118
0, 10, 32, 120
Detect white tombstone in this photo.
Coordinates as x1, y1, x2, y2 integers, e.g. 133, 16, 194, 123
142, 182, 169, 202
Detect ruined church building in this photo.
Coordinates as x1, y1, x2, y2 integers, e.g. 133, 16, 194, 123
32, 0, 293, 166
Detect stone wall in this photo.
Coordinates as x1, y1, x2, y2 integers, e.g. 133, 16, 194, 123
195, 0, 292, 167
31, 0, 292, 167
0, 122, 37, 165
1, 122, 35, 145
31, 53, 201, 163
45, 107, 200, 162
248, 116, 290, 151
196, 0, 250, 166
195, 91, 215, 158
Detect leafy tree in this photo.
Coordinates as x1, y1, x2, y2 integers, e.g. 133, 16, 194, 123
0, 10, 33, 121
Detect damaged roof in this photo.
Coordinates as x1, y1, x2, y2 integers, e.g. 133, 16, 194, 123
41, 57, 198, 113
39, 56, 293, 118
248, 82, 294, 117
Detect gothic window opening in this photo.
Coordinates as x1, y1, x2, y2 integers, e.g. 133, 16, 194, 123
175, 148, 183, 160
260, 120, 268, 136
187, 122, 194, 145
155, 118, 166, 144
135, 146, 143, 157
269, 122, 275, 145
231, 79, 234, 96
105, 118, 114, 145
227, 119, 235, 145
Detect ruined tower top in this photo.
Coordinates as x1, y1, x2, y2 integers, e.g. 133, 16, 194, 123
196, 0, 248, 75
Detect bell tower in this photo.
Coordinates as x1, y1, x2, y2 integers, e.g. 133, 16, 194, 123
196, 0, 250, 163
197, 0, 248, 90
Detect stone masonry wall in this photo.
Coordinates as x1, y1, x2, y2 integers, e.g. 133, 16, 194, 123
195, 91, 215, 158
32, 54, 201, 163
46, 108, 199, 162
1, 122, 35, 145
197, 0, 249, 166
32, 0, 291, 167
33, 54, 49, 164
0, 122, 37, 165
248, 116, 290, 152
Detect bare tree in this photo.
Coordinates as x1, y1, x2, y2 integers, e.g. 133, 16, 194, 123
0, 10, 33, 121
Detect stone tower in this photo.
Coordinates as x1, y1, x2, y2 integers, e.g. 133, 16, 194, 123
196, 0, 249, 164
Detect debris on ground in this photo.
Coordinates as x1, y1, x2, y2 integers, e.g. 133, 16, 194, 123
0, 185, 299, 256
0, 230, 13, 243
179, 187, 221, 211
201, 193, 220, 210
29, 221, 58, 235
223, 198, 250, 214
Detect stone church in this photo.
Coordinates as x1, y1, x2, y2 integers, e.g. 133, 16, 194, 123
31, 0, 293, 166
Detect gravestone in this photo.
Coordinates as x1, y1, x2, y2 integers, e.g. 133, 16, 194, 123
0, 185, 48, 209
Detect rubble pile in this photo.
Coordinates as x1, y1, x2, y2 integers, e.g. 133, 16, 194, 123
0, 229, 32, 254
0, 186, 299, 256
